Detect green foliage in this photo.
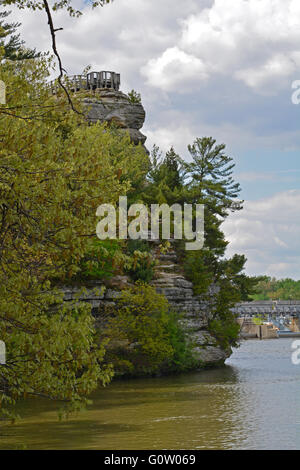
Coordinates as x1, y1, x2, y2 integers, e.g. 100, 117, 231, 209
142, 145, 185, 206
186, 137, 243, 216
78, 240, 123, 280
125, 240, 156, 282
75, 238, 156, 283
1, 0, 114, 19
0, 8, 40, 60
205, 255, 259, 348
164, 311, 197, 373
216, 254, 262, 301
252, 276, 300, 300
0, 0, 262, 413
134, 138, 261, 353
252, 315, 266, 325
126, 239, 151, 255
127, 89, 141, 104
137, 139, 259, 352
0, 55, 148, 417
208, 318, 240, 351
184, 250, 215, 296
102, 284, 195, 376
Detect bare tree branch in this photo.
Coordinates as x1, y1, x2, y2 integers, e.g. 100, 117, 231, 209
42, 0, 83, 115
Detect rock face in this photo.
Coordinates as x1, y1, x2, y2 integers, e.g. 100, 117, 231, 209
150, 245, 230, 367
83, 89, 147, 148
61, 243, 230, 369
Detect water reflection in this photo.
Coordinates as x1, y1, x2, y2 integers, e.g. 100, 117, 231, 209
0, 339, 299, 449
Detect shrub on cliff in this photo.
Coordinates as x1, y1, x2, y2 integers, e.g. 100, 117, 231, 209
102, 284, 195, 376
77, 240, 124, 281
127, 89, 142, 104
124, 240, 156, 283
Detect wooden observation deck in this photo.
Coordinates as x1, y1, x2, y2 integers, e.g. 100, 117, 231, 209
49, 71, 121, 93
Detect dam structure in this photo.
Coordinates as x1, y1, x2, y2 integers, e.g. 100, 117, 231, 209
232, 300, 300, 338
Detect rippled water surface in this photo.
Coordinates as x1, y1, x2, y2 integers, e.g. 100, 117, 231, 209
1, 338, 299, 449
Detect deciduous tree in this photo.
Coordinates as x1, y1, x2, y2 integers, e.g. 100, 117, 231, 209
0, 55, 148, 417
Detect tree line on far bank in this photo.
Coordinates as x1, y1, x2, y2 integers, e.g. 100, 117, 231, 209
252, 277, 300, 301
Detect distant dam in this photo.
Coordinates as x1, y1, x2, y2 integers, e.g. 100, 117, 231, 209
232, 300, 300, 339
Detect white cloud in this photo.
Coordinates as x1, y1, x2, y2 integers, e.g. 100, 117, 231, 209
141, 47, 209, 92
143, 0, 300, 94
237, 171, 276, 182
145, 122, 196, 157
11, 0, 201, 85
145, 114, 300, 160
234, 54, 296, 95
223, 190, 300, 278
17, 0, 300, 96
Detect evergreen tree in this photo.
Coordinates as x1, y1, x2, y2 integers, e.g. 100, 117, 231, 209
142, 145, 185, 205
186, 137, 243, 217
0, 8, 40, 60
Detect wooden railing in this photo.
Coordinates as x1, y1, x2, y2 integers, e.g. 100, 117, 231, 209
48, 71, 121, 94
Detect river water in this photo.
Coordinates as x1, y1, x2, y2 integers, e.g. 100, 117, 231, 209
0, 338, 299, 450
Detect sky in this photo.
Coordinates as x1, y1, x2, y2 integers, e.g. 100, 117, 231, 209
10, 0, 300, 279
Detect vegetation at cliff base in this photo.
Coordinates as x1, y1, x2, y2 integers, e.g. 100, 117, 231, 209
101, 284, 196, 377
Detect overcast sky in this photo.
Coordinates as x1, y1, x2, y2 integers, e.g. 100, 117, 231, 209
10, 0, 300, 279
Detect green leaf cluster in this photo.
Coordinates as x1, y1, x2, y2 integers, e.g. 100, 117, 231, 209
102, 284, 195, 376
0, 8, 40, 60
0, 55, 148, 416
124, 239, 156, 283
252, 276, 300, 300
127, 89, 141, 104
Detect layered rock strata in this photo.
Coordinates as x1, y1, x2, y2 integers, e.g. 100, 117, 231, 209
82, 88, 147, 148
151, 245, 230, 367
61, 244, 229, 368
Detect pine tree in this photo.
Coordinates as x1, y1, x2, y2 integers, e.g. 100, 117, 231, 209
0, 7, 40, 60
186, 137, 243, 216
142, 145, 185, 205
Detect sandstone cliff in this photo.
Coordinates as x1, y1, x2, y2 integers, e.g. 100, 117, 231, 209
83, 89, 147, 149
61, 241, 230, 369
151, 242, 230, 367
